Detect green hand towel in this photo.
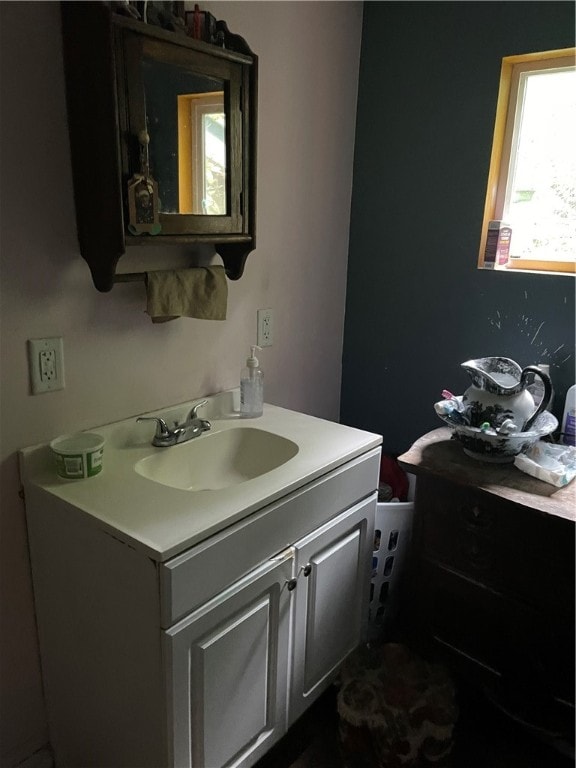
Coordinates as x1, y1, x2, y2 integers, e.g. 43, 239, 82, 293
145, 266, 228, 323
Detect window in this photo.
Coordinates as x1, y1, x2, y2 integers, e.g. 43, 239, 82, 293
479, 49, 576, 274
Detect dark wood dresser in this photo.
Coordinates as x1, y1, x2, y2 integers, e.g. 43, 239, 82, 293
398, 428, 575, 736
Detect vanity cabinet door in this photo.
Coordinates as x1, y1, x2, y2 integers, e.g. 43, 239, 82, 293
164, 549, 293, 768
289, 495, 376, 724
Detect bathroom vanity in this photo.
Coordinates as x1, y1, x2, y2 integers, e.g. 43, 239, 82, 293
399, 428, 575, 737
20, 393, 381, 768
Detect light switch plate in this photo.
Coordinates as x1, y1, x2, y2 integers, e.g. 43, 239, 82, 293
28, 337, 65, 394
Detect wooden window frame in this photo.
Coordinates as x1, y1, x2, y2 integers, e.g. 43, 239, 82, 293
478, 48, 576, 275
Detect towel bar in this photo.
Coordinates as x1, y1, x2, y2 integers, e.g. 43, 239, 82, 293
112, 269, 231, 283
113, 273, 145, 283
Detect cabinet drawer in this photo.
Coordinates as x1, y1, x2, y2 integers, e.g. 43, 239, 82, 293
416, 562, 533, 676
415, 562, 574, 701
160, 449, 380, 627
417, 477, 575, 610
419, 480, 495, 558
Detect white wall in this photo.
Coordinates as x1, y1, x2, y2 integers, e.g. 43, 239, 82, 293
0, 1, 363, 763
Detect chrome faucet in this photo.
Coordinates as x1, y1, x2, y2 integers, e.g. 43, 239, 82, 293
137, 400, 211, 447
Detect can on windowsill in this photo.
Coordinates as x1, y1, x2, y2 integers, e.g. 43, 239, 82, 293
484, 220, 512, 269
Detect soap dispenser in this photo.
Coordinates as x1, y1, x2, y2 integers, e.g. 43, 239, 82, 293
240, 345, 264, 418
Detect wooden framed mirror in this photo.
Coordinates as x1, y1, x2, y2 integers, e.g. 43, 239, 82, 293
61, 2, 257, 291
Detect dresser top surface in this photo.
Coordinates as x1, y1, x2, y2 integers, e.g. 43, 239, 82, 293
399, 428, 575, 522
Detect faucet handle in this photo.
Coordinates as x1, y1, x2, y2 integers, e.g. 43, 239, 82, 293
136, 416, 170, 439
188, 399, 208, 420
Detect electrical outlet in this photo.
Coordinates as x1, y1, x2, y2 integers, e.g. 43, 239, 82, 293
28, 337, 65, 394
257, 308, 273, 347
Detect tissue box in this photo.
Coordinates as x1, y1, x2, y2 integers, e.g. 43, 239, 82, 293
514, 441, 576, 487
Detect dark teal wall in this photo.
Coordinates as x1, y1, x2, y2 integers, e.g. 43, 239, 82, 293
341, 1, 575, 455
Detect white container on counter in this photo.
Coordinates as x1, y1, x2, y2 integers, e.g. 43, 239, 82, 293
50, 432, 104, 479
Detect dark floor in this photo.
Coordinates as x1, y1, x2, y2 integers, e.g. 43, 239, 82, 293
255, 682, 574, 768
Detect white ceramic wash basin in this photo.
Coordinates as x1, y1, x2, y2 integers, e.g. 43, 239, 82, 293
134, 427, 299, 491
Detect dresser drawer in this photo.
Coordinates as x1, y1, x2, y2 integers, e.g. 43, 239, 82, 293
160, 449, 380, 627
418, 561, 531, 675
415, 561, 573, 700
419, 479, 493, 543
416, 476, 574, 610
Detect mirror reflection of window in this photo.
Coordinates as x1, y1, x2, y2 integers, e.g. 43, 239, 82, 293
178, 92, 226, 215
141, 57, 227, 215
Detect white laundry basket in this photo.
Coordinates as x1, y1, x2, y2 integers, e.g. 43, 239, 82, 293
368, 473, 415, 639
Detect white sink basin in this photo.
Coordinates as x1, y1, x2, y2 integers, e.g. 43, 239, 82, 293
134, 427, 299, 491
20, 390, 382, 558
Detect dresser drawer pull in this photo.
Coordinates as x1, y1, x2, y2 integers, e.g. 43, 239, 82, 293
461, 504, 493, 529
462, 541, 491, 569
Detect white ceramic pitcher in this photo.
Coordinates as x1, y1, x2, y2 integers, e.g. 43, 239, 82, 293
461, 357, 552, 432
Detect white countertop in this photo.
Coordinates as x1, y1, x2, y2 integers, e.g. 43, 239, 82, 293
20, 392, 382, 561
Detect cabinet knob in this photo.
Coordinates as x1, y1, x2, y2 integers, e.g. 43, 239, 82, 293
303, 564, 312, 577
286, 578, 298, 591
461, 503, 494, 531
